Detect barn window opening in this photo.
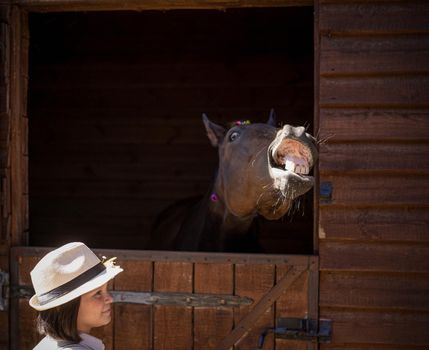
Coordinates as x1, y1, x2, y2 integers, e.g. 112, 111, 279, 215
28, 7, 314, 254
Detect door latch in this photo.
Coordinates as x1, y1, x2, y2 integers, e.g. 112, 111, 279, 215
258, 318, 332, 348
0, 270, 9, 311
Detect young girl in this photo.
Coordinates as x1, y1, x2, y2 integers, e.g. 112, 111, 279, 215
29, 242, 123, 350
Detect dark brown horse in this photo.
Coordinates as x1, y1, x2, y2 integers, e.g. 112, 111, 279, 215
148, 111, 317, 252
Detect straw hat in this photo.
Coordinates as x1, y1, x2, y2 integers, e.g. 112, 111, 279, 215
29, 242, 123, 311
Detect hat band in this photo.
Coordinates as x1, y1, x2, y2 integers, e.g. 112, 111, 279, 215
38, 262, 106, 306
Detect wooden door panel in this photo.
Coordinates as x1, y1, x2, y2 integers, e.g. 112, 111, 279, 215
11, 248, 317, 350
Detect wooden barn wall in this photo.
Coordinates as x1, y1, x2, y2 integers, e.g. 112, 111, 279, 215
317, 1, 429, 349
0, 4, 29, 349
27, 8, 314, 253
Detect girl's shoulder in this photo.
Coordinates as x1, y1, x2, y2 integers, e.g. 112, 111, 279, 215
33, 336, 92, 350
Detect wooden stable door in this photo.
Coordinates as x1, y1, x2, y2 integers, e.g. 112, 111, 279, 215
10, 247, 319, 350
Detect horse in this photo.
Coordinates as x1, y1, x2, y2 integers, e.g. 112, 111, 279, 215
148, 110, 318, 252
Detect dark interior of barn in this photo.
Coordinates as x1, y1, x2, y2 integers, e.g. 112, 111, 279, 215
27, 7, 314, 253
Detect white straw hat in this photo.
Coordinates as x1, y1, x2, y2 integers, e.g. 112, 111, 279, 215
29, 242, 123, 311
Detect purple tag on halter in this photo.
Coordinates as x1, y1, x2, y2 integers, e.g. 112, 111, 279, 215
210, 193, 219, 202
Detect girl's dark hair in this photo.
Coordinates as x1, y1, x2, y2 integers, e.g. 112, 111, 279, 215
36, 296, 81, 342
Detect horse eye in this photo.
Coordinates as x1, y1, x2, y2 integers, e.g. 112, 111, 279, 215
229, 131, 240, 142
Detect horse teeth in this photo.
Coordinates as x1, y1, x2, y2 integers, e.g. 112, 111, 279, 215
283, 156, 309, 175
284, 159, 296, 172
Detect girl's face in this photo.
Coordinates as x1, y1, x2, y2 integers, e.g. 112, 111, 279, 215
77, 283, 113, 333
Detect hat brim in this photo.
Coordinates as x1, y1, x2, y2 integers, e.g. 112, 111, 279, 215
29, 263, 123, 311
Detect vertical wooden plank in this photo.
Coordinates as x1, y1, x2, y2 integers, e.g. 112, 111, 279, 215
113, 260, 153, 350
275, 265, 309, 350
9, 5, 27, 247
194, 263, 233, 350
234, 264, 275, 350
18, 255, 40, 350
153, 261, 193, 350
306, 258, 319, 350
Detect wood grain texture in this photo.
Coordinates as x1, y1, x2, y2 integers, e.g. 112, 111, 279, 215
9, 5, 27, 247
318, 108, 429, 142
319, 175, 429, 207
114, 260, 153, 350
319, 2, 429, 34
319, 207, 429, 243
194, 263, 233, 350
320, 241, 429, 273
153, 262, 193, 350
320, 271, 429, 311
275, 266, 308, 350
319, 143, 429, 174
320, 34, 429, 75
321, 345, 426, 350
320, 76, 429, 108
233, 264, 275, 350
319, 308, 429, 346
17, 0, 313, 11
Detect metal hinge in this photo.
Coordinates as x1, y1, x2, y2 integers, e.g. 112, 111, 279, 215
0, 270, 9, 311
4, 284, 253, 309
258, 318, 332, 348
111, 290, 252, 307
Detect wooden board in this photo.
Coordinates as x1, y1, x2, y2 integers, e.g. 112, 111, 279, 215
320, 241, 429, 273
319, 207, 429, 243
276, 266, 309, 350
16, 0, 313, 11
319, 175, 429, 206
235, 263, 275, 350
320, 76, 429, 108
113, 260, 153, 349
320, 34, 429, 75
319, 143, 429, 174
194, 263, 233, 350
320, 271, 429, 311
153, 261, 193, 350
319, 309, 429, 346
318, 109, 429, 142
319, 2, 429, 34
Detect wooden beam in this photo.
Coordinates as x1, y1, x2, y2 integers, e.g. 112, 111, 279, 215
12, 246, 312, 266
9, 6, 29, 247
15, 0, 313, 12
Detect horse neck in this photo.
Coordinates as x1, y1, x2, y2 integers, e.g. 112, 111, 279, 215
190, 185, 255, 251
206, 194, 254, 232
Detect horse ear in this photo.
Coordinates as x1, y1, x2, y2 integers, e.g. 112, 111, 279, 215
202, 113, 226, 147
267, 108, 276, 127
